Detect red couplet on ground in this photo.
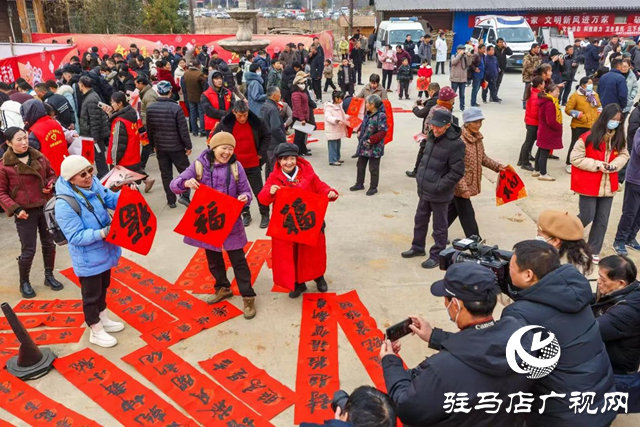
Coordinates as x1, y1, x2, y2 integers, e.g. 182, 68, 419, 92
55, 348, 194, 426
0, 313, 84, 330
0, 328, 85, 349
0, 349, 17, 369
13, 299, 83, 313
122, 346, 274, 427
295, 293, 340, 424
0, 370, 100, 426
200, 348, 297, 420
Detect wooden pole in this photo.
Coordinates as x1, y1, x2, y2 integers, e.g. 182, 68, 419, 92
32, 0, 47, 34
189, 0, 196, 34
15, 0, 32, 43
348, 0, 353, 37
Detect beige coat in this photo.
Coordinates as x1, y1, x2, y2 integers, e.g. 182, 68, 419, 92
570, 134, 629, 197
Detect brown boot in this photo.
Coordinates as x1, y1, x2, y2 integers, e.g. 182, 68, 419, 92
243, 297, 256, 319
207, 287, 233, 305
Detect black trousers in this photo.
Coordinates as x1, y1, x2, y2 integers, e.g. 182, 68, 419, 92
312, 78, 322, 101
482, 78, 499, 102
568, 127, 590, 164
518, 124, 538, 166
294, 130, 309, 155
340, 83, 354, 96
560, 80, 573, 105
324, 78, 336, 92
399, 81, 410, 98
205, 249, 256, 297
354, 63, 362, 84
447, 196, 480, 239
535, 148, 550, 175
412, 141, 426, 174
367, 48, 374, 61
496, 69, 505, 92
382, 70, 393, 90
94, 138, 109, 179
79, 269, 111, 326
244, 166, 269, 216
140, 144, 154, 170
15, 207, 55, 269
282, 88, 292, 108
412, 198, 449, 260
615, 182, 640, 245
435, 62, 445, 74
156, 150, 191, 205
356, 156, 380, 189
265, 150, 276, 181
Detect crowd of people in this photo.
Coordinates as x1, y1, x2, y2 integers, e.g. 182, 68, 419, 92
1, 28, 640, 427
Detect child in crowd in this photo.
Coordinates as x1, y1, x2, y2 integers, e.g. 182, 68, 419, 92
417, 59, 433, 99
323, 59, 336, 92
337, 58, 356, 96
397, 57, 413, 100
324, 90, 348, 166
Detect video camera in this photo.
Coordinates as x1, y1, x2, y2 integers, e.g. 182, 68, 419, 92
439, 236, 513, 293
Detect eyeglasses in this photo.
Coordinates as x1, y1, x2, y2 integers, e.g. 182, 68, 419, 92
78, 167, 94, 178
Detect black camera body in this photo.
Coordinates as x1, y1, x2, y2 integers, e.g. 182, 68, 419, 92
439, 236, 513, 292
332, 390, 350, 412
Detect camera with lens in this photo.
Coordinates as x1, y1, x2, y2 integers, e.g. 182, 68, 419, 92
439, 235, 513, 293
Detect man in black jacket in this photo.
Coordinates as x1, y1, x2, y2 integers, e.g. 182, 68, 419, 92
402, 109, 465, 269
406, 83, 439, 178
309, 46, 324, 103
560, 45, 579, 106
146, 81, 192, 208
260, 86, 286, 180
280, 61, 302, 107
382, 263, 533, 427
34, 83, 75, 129
350, 41, 365, 86
583, 38, 601, 76
495, 38, 513, 94
504, 240, 616, 426
214, 101, 271, 228
78, 76, 110, 178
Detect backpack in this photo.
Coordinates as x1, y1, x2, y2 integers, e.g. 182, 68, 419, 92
195, 159, 238, 183
44, 195, 81, 246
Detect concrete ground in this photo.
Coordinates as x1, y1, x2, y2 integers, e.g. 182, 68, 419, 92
0, 60, 638, 426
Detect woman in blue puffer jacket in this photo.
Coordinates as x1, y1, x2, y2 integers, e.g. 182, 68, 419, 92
55, 155, 124, 348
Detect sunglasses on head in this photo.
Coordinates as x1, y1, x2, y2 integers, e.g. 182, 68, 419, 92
78, 167, 94, 178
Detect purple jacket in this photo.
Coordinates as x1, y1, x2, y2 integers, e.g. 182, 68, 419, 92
170, 149, 252, 252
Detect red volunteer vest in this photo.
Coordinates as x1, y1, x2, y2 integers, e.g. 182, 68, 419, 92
571, 131, 619, 196
107, 117, 141, 166
29, 116, 68, 176
203, 87, 232, 131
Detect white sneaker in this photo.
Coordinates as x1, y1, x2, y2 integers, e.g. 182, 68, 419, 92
592, 254, 600, 265
99, 310, 124, 333
532, 171, 541, 177
89, 322, 117, 348
538, 174, 556, 181
565, 165, 572, 174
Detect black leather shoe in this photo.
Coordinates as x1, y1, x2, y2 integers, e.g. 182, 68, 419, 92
242, 212, 252, 227
406, 170, 417, 177
289, 283, 307, 299
366, 188, 378, 196
351, 153, 358, 158
315, 277, 328, 292
421, 259, 438, 269
20, 281, 36, 299
521, 164, 534, 171
401, 249, 426, 258
549, 154, 560, 160
350, 184, 365, 191
178, 196, 190, 207
259, 215, 269, 229
44, 274, 64, 291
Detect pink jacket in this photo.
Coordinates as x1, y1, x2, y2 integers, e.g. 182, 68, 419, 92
380, 50, 397, 71
291, 90, 310, 122
324, 101, 347, 140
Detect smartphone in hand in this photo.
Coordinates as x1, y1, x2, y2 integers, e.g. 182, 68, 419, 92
386, 318, 413, 342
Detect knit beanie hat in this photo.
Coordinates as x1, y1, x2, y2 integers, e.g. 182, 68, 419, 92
60, 155, 92, 181
438, 86, 457, 101
538, 210, 584, 241
156, 81, 172, 95
208, 131, 236, 149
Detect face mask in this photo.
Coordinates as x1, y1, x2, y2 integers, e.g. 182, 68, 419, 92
297, 84, 306, 90
607, 120, 620, 130
256, 70, 261, 76
446, 298, 460, 324
542, 50, 548, 54
535, 235, 552, 243
586, 84, 593, 91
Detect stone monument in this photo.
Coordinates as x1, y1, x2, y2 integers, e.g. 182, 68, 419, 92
218, 0, 270, 61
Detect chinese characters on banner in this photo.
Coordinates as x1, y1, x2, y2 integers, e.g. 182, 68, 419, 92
295, 294, 340, 424
0, 370, 100, 427
55, 348, 192, 426
0, 328, 85, 349
496, 166, 527, 206
123, 346, 274, 427
13, 299, 83, 313
346, 97, 365, 138
267, 188, 329, 246
106, 186, 157, 256
0, 313, 84, 330
200, 348, 297, 420
140, 318, 204, 350
383, 99, 394, 144
174, 184, 245, 248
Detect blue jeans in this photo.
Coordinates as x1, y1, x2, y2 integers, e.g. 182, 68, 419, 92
471, 77, 483, 106
328, 139, 341, 163
451, 81, 466, 111
188, 101, 205, 135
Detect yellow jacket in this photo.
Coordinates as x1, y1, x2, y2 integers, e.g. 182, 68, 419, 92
565, 91, 601, 129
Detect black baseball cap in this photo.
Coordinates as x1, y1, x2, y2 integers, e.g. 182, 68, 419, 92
428, 109, 453, 127
431, 263, 500, 302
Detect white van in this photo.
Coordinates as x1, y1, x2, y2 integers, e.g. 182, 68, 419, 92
375, 17, 425, 67
471, 15, 535, 68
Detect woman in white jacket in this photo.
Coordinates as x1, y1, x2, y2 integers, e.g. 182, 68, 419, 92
435, 33, 448, 75
324, 90, 348, 166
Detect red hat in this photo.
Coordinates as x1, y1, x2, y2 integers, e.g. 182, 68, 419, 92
540, 44, 549, 49
439, 86, 457, 101
211, 50, 219, 55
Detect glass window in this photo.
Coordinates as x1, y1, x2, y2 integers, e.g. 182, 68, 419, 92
471, 27, 482, 40
389, 29, 424, 46
26, 2, 38, 33
488, 29, 497, 44
614, 15, 626, 24
497, 27, 535, 43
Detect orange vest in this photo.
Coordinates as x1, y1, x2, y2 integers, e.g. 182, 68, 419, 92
29, 116, 68, 176
107, 117, 141, 166
203, 87, 232, 131
571, 131, 619, 196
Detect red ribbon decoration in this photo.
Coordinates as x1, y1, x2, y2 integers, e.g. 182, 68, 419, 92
174, 184, 245, 248
55, 348, 193, 426
266, 188, 329, 246
13, 299, 83, 313
106, 186, 157, 256
0, 328, 85, 349
200, 348, 297, 420
295, 293, 340, 424
496, 165, 528, 206
122, 346, 274, 427
0, 370, 100, 427
383, 99, 394, 144
0, 313, 84, 330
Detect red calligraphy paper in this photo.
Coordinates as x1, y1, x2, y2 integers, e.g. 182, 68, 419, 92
200, 348, 297, 420
13, 299, 83, 313
122, 346, 274, 427
313, 108, 324, 114
106, 186, 157, 256
0, 419, 14, 426
61, 266, 177, 333
0, 313, 84, 330
346, 115, 362, 129
315, 122, 325, 131
346, 97, 365, 138
0, 328, 85, 349
55, 348, 193, 426
0, 370, 100, 427
267, 187, 329, 246
111, 257, 210, 320
190, 301, 243, 330
81, 137, 95, 164
383, 100, 394, 144
0, 349, 17, 369
496, 165, 527, 206
295, 293, 339, 424
174, 184, 245, 248
140, 318, 203, 350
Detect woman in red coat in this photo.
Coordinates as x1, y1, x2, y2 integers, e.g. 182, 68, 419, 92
258, 143, 339, 298
518, 75, 544, 171
533, 83, 563, 181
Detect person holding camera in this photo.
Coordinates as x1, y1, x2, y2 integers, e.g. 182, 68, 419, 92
300, 386, 397, 427
536, 210, 594, 275
502, 240, 615, 426
381, 263, 532, 426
